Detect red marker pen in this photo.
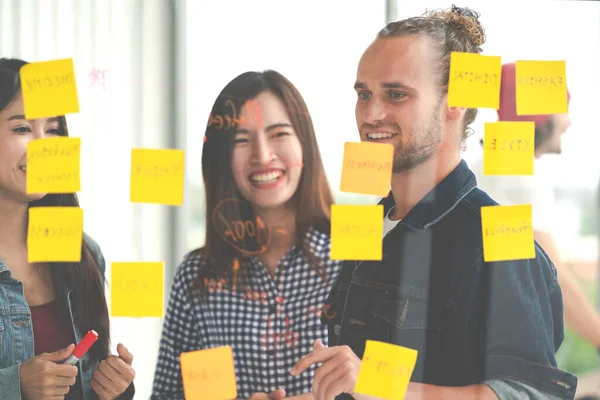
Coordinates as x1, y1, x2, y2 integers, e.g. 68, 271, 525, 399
62, 330, 98, 365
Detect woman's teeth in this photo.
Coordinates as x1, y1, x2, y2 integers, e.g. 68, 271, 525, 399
250, 171, 282, 183
367, 133, 395, 139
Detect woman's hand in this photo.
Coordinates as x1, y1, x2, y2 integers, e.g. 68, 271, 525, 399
20, 344, 78, 400
90, 343, 135, 400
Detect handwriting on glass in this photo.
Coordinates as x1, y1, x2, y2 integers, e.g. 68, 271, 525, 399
29, 143, 80, 160
345, 160, 392, 171
33, 172, 78, 183
484, 221, 531, 237
362, 356, 413, 376
203, 277, 268, 304
338, 224, 380, 237
306, 303, 336, 320
28, 226, 82, 238
259, 316, 299, 352
23, 73, 75, 93
89, 68, 109, 90
133, 164, 182, 178
516, 75, 564, 88
114, 279, 156, 292
488, 138, 530, 151
185, 369, 224, 383
207, 99, 263, 131
452, 71, 498, 84
212, 198, 271, 255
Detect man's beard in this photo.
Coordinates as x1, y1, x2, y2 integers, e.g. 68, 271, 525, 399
392, 102, 443, 173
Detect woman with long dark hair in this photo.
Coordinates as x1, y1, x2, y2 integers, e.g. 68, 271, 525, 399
152, 70, 341, 399
0, 58, 135, 400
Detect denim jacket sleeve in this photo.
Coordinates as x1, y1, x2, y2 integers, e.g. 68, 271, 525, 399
0, 364, 22, 400
461, 243, 578, 399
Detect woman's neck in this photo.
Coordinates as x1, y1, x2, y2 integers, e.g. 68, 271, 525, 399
0, 199, 28, 252
256, 205, 297, 277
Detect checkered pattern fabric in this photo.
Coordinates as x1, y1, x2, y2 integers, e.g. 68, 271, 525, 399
151, 228, 342, 399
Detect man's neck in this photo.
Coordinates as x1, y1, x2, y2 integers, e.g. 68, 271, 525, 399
389, 151, 461, 220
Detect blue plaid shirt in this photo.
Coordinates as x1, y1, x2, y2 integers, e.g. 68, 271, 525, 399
151, 228, 342, 399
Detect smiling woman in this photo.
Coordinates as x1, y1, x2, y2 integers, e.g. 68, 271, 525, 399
151, 70, 342, 399
0, 58, 135, 400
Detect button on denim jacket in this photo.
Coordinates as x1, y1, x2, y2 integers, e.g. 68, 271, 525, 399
0, 234, 133, 400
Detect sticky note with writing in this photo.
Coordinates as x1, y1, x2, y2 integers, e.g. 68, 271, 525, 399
340, 142, 393, 196
481, 205, 535, 262
110, 262, 164, 317
516, 60, 568, 115
483, 122, 534, 176
355, 340, 418, 400
19, 58, 79, 120
331, 205, 383, 260
130, 149, 185, 205
180, 346, 237, 400
448, 52, 502, 109
27, 207, 83, 262
27, 137, 81, 194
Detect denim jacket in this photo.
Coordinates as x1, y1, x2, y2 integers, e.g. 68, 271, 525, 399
323, 160, 578, 399
0, 234, 134, 400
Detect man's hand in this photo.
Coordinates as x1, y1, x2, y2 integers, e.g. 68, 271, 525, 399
291, 339, 361, 400
246, 389, 286, 399
90, 343, 135, 400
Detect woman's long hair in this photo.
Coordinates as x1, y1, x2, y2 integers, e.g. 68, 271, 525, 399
193, 70, 334, 299
0, 58, 110, 361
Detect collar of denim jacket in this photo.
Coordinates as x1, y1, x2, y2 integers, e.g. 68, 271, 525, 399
378, 159, 477, 232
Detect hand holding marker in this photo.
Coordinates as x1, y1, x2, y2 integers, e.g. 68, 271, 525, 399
62, 330, 99, 365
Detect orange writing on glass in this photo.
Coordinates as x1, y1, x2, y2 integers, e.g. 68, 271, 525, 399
212, 198, 271, 255
207, 98, 263, 131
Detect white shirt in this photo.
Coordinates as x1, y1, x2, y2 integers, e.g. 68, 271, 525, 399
470, 156, 558, 234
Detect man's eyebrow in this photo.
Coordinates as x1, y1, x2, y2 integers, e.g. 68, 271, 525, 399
382, 82, 414, 91
354, 82, 415, 91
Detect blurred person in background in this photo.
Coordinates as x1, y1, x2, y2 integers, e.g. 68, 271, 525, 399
0, 58, 135, 400
151, 70, 342, 400
472, 63, 600, 354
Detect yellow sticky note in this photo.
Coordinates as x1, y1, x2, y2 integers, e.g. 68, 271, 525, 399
340, 142, 393, 196
180, 346, 237, 400
516, 60, 568, 115
448, 52, 502, 109
331, 205, 383, 260
27, 207, 83, 262
483, 122, 534, 175
355, 340, 418, 400
110, 262, 164, 317
20, 58, 79, 120
130, 149, 185, 205
27, 137, 81, 194
481, 205, 535, 262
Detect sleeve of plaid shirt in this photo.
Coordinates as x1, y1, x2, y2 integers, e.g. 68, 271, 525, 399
151, 260, 205, 400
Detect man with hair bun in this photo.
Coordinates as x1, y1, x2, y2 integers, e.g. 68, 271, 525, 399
291, 5, 577, 400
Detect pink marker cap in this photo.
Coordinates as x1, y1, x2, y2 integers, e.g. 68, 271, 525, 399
73, 330, 99, 359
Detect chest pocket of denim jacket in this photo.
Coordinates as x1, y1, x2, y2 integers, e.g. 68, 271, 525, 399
373, 287, 449, 382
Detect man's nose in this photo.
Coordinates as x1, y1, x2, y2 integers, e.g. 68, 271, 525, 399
362, 98, 387, 125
